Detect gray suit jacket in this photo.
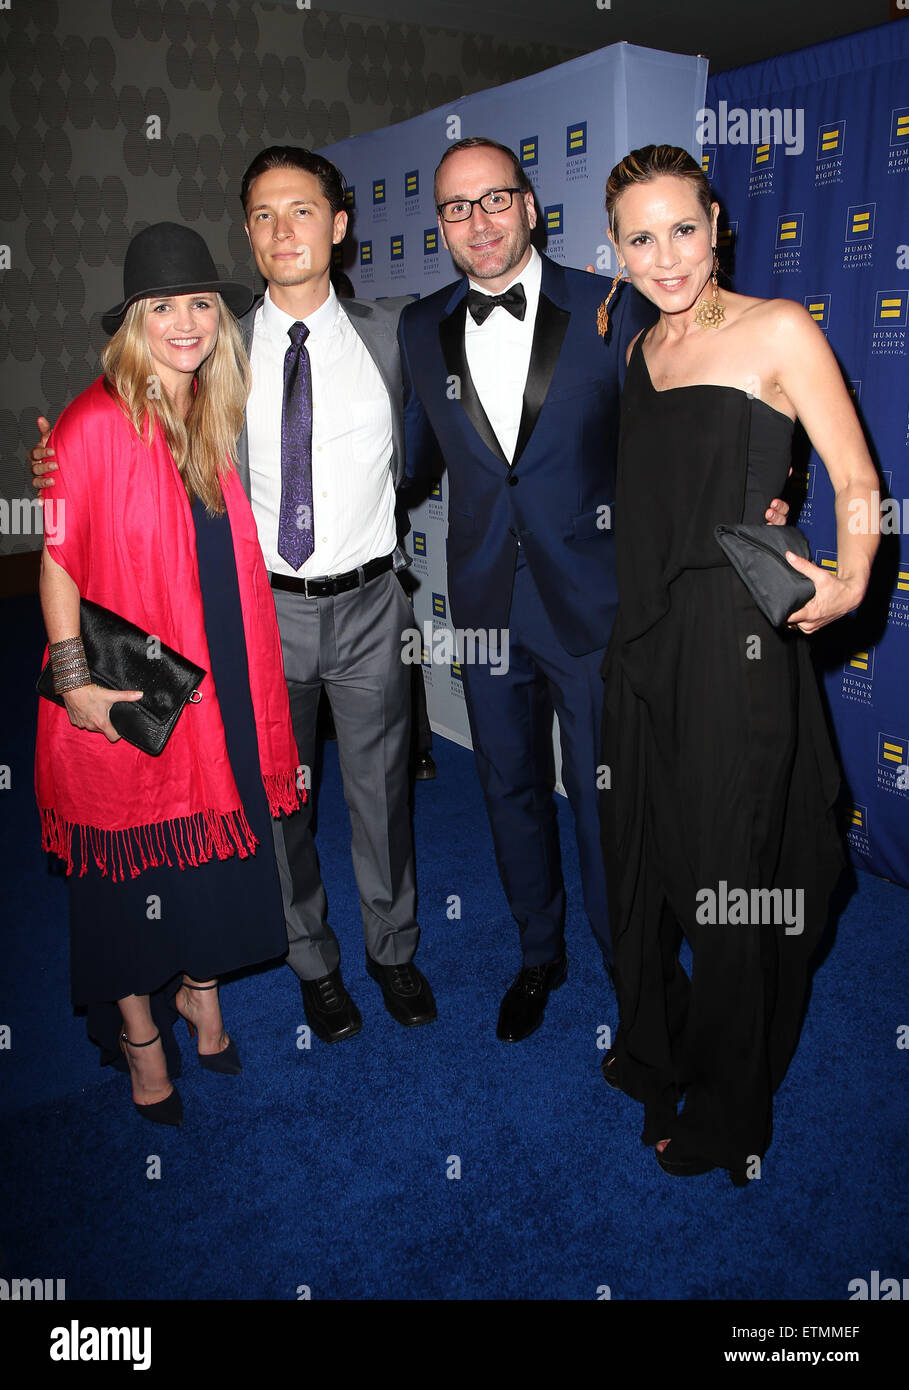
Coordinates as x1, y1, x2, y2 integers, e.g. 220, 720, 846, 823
234, 293, 413, 497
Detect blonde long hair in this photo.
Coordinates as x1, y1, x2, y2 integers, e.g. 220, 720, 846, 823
101, 294, 251, 515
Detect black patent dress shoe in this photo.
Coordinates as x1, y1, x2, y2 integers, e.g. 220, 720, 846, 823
299, 968, 363, 1043
412, 751, 436, 781
365, 957, 437, 1026
496, 955, 567, 1042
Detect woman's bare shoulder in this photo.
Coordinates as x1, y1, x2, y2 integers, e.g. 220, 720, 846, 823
734, 293, 817, 335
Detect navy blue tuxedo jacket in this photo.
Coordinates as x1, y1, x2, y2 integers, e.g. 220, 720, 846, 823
398, 253, 655, 657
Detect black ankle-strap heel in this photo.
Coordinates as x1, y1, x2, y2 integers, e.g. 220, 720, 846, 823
179, 980, 242, 1076
119, 1030, 183, 1127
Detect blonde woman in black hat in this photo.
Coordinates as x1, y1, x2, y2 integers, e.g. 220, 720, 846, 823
35, 223, 301, 1127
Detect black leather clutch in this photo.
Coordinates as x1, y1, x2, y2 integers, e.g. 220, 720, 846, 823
714, 523, 816, 628
37, 599, 206, 756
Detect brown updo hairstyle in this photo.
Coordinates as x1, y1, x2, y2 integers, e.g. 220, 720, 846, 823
605, 144, 714, 240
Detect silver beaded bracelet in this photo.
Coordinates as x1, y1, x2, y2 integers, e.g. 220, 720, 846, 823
49, 636, 91, 695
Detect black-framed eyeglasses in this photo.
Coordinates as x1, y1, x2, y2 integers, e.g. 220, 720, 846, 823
436, 188, 525, 223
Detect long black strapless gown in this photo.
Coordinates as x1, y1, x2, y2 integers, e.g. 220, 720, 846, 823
600, 332, 845, 1173
68, 498, 288, 1075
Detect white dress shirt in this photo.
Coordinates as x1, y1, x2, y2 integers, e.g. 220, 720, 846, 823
246, 285, 397, 578
464, 245, 542, 463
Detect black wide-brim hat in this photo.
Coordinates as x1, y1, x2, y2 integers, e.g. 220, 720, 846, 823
101, 221, 255, 334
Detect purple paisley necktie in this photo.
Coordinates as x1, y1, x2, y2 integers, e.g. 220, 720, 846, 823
278, 320, 315, 569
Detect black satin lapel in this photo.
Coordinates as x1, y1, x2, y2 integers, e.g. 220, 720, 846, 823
439, 299, 508, 465
512, 293, 570, 465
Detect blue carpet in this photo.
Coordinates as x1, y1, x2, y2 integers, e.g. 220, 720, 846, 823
2, 593, 907, 1300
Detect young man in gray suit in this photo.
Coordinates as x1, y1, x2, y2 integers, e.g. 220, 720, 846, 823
237, 146, 435, 1039
30, 146, 436, 1042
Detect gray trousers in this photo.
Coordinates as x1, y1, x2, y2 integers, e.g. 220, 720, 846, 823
270, 568, 420, 980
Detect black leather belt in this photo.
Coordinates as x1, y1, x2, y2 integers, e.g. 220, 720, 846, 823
269, 552, 394, 598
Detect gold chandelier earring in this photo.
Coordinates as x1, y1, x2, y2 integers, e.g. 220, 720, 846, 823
597, 267, 628, 338
694, 247, 725, 329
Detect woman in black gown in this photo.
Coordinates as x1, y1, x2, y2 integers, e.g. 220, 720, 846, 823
598, 146, 879, 1182
36, 225, 299, 1126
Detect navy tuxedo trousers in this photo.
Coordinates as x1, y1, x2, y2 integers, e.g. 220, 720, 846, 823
460, 552, 612, 967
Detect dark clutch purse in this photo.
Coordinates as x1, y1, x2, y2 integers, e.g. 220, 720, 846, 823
714, 523, 816, 628
37, 598, 206, 756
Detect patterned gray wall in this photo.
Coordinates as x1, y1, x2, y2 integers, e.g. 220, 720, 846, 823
0, 0, 576, 555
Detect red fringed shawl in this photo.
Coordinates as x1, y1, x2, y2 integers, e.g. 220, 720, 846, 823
35, 377, 303, 881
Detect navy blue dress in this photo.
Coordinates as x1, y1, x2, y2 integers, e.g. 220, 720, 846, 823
69, 499, 288, 1074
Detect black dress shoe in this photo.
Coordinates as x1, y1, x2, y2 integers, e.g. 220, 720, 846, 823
496, 955, 567, 1042
299, 968, 362, 1044
365, 957, 437, 1026
412, 751, 436, 780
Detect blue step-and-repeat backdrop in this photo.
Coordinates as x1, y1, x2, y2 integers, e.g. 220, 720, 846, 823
323, 25, 909, 888
708, 21, 909, 888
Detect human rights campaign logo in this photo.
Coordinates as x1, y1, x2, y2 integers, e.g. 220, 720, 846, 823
429, 480, 442, 501
405, 170, 419, 198
412, 531, 427, 558
566, 122, 587, 157
790, 461, 816, 524
791, 461, 816, 501
878, 732, 908, 777
751, 140, 776, 172
874, 290, 908, 326
845, 648, 874, 681
804, 294, 831, 331
424, 228, 438, 255
432, 593, 447, 620
839, 641, 876, 712
846, 204, 875, 242
544, 204, 563, 236
716, 222, 737, 253
846, 803, 869, 852
817, 121, 845, 160
700, 146, 717, 179
520, 136, 538, 168
776, 213, 803, 248
344, 187, 355, 210
372, 178, 386, 205
360, 241, 372, 266
891, 107, 909, 145
390, 234, 404, 261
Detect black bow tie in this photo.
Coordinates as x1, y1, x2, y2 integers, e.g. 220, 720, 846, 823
466, 283, 527, 325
